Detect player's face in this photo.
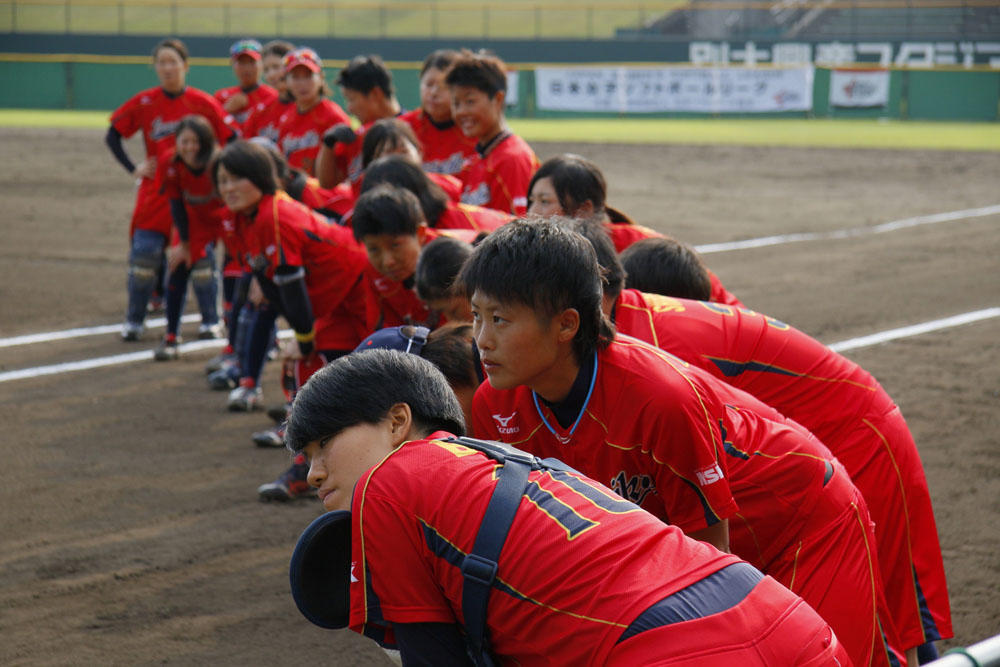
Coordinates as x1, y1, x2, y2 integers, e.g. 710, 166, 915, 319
450, 86, 504, 141
425, 295, 473, 323
232, 54, 260, 88
216, 164, 264, 215
262, 54, 286, 91
288, 67, 321, 106
303, 421, 398, 512
470, 290, 565, 394
420, 66, 452, 123
175, 128, 203, 169
154, 47, 188, 94
362, 233, 422, 283
342, 88, 378, 125
527, 177, 565, 218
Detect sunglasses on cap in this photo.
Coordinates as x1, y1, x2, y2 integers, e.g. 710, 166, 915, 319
283, 48, 322, 71
230, 39, 263, 57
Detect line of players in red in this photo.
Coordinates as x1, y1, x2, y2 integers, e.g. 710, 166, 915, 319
106, 37, 952, 666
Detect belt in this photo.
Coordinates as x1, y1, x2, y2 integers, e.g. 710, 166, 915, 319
617, 562, 764, 643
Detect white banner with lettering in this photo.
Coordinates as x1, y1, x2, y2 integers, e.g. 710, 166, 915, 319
534, 66, 814, 113
828, 69, 890, 108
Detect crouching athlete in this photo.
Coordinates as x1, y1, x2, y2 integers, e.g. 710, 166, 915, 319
284, 350, 852, 666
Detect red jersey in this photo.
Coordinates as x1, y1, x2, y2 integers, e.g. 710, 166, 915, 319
110, 85, 237, 162
239, 192, 368, 350
334, 120, 371, 189
611, 290, 879, 444
242, 97, 294, 143
350, 432, 744, 665
277, 99, 351, 176
361, 227, 476, 331
399, 109, 477, 176
472, 339, 739, 534
158, 151, 224, 262
213, 83, 279, 129
459, 133, 539, 216
430, 172, 463, 201
434, 201, 511, 233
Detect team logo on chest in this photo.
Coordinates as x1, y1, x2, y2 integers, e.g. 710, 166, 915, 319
151, 117, 181, 141
282, 130, 319, 155
610, 472, 656, 506
492, 412, 519, 435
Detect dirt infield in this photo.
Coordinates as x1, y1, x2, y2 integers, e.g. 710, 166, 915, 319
1, 127, 998, 664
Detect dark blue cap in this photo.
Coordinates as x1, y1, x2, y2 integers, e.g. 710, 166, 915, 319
353, 325, 430, 356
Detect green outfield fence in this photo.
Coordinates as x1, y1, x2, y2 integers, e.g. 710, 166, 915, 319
1, 54, 998, 120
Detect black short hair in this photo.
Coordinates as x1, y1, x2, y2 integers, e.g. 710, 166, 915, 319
175, 114, 217, 167
284, 349, 466, 452
415, 236, 473, 301
460, 219, 614, 362
336, 54, 394, 97
361, 119, 422, 169
211, 140, 278, 195
361, 154, 447, 225
444, 49, 506, 97
351, 183, 426, 242
529, 154, 607, 217
153, 38, 188, 62
619, 237, 712, 301
420, 49, 460, 78
422, 323, 480, 390
263, 40, 295, 59
558, 218, 624, 298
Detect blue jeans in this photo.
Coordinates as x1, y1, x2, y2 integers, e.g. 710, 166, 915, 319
125, 229, 167, 327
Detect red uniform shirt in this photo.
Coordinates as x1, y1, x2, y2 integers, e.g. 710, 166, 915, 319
214, 83, 279, 129
239, 192, 368, 350
350, 433, 744, 665
362, 227, 476, 331
434, 201, 511, 233
242, 97, 294, 143
110, 86, 237, 236
277, 99, 351, 176
459, 133, 539, 216
158, 151, 224, 262
399, 109, 477, 176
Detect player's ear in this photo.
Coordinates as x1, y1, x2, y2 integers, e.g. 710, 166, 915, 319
386, 402, 413, 446
492, 90, 506, 113
556, 308, 580, 344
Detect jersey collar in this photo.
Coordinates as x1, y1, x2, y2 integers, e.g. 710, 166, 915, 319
532, 352, 598, 442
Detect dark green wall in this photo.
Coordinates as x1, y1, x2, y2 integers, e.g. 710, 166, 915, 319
2, 60, 997, 121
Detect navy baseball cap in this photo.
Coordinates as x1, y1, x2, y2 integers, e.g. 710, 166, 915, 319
353, 325, 429, 355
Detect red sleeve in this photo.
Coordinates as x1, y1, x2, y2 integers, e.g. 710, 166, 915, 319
110, 93, 143, 138
159, 156, 181, 200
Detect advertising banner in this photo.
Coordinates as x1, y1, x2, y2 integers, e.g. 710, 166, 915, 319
535, 66, 814, 113
829, 68, 890, 107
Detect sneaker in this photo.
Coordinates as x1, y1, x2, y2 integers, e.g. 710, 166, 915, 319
121, 322, 143, 342
207, 363, 240, 390
257, 458, 316, 502
198, 322, 225, 340
147, 296, 164, 315
252, 424, 285, 448
228, 385, 262, 412
153, 337, 180, 361
266, 403, 291, 425
204, 350, 235, 375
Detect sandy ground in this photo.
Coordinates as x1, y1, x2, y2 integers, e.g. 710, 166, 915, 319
0, 127, 998, 664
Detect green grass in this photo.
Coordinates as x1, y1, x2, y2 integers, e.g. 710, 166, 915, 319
3, 109, 998, 151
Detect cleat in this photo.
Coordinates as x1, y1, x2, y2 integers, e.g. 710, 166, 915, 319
228, 385, 262, 412
207, 363, 240, 390
204, 351, 235, 375
147, 296, 164, 315
197, 322, 225, 340
266, 403, 291, 425
153, 337, 180, 361
258, 457, 316, 502
121, 322, 143, 342
252, 424, 285, 448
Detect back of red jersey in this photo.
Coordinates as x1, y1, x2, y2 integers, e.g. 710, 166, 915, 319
613, 290, 880, 441
351, 434, 742, 664
399, 109, 477, 176
435, 202, 511, 233
110, 86, 237, 159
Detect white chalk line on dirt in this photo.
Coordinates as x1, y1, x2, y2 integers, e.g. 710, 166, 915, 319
2, 203, 997, 351
694, 203, 1000, 254
1, 309, 996, 385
